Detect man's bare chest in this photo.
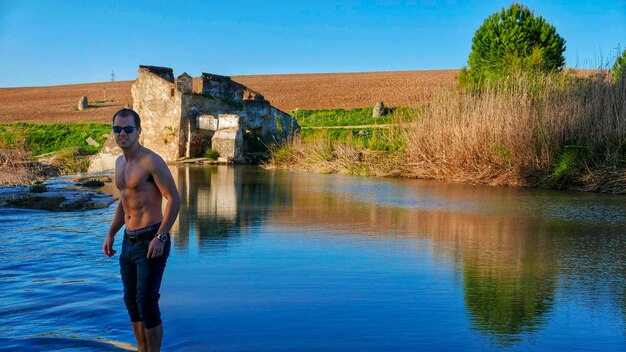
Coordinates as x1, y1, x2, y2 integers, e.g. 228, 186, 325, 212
116, 164, 151, 191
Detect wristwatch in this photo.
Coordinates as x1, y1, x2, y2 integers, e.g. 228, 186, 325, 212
156, 232, 169, 242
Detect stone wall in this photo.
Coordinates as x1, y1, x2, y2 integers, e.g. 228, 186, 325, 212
193, 73, 246, 103
132, 66, 184, 161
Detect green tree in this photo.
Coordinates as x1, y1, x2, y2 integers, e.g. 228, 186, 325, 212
612, 48, 626, 83
461, 3, 566, 86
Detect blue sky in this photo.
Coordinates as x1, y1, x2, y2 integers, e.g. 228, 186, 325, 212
0, 0, 624, 87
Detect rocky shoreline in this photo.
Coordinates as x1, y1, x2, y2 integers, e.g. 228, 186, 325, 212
0, 175, 117, 212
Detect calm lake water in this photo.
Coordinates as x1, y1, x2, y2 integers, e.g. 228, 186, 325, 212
1, 165, 624, 351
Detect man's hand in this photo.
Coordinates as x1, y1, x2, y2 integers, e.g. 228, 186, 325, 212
147, 238, 165, 258
103, 234, 117, 257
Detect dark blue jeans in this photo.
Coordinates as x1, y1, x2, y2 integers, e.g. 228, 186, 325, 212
119, 224, 171, 329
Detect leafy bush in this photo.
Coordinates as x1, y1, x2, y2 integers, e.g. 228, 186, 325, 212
204, 149, 220, 160
612, 48, 626, 83
550, 146, 589, 185
461, 3, 566, 86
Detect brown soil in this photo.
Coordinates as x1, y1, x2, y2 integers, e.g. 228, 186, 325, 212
0, 81, 134, 124
1, 69, 600, 124
0, 70, 459, 124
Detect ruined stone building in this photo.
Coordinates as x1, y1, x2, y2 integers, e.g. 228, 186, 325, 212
89, 65, 299, 172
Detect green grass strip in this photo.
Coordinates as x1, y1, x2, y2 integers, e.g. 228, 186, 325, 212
292, 108, 392, 127
0, 122, 111, 155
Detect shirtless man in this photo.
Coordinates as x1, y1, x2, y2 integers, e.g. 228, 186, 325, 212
103, 108, 181, 352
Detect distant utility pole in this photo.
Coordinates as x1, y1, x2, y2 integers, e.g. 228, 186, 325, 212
111, 70, 115, 82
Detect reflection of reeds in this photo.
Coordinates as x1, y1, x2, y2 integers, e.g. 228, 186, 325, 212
268, 177, 559, 342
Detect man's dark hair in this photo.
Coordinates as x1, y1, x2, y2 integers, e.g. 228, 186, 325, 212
112, 108, 141, 129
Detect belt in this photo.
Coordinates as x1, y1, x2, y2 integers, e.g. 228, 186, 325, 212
124, 223, 161, 244
124, 232, 156, 243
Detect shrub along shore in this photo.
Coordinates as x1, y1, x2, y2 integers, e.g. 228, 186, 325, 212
269, 72, 626, 194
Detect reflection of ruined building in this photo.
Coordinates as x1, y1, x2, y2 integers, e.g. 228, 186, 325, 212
170, 165, 280, 251
89, 66, 299, 171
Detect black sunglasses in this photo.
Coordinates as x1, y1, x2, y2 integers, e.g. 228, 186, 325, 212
112, 126, 136, 134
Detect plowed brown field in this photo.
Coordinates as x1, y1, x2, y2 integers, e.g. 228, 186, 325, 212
0, 70, 459, 124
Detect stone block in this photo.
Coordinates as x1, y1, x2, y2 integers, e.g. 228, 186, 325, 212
212, 128, 243, 162
78, 96, 88, 111
85, 137, 100, 147
373, 101, 385, 117
217, 114, 240, 130
198, 115, 218, 131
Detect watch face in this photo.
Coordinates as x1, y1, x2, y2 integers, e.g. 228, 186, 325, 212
158, 233, 169, 242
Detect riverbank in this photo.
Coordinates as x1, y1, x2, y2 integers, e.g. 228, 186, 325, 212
268, 72, 626, 194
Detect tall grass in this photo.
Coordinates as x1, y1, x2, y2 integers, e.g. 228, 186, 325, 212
301, 127, 404, 152
397, 71, 625, 192
270, 71, 626, 193
269, 135, 404, 177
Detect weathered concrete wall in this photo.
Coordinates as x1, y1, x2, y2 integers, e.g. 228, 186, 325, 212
176, 72, 192, 94
132, 66, 182, 162
87, 133, 119, 172
211, 114, 244, 163
193, 73, 246, 103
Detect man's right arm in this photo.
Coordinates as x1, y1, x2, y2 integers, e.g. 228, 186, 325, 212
103, 203, 125, 257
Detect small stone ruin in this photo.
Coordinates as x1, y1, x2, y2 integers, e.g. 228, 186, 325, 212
89, 65, 300, 171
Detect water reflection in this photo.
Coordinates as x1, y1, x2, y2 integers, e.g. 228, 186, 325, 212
461, 221, 557, 345
163, 166, 623, 346
171, 166, 292, 253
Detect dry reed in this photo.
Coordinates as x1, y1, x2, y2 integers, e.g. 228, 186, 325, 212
0, 146, 42, 186
268, 72, 626, 193
268, 137, 402, 177
398, 72, 626, 192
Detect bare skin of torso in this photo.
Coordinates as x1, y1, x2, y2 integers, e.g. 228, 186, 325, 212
103, 114, 181, 259
115, 152, 164, 230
